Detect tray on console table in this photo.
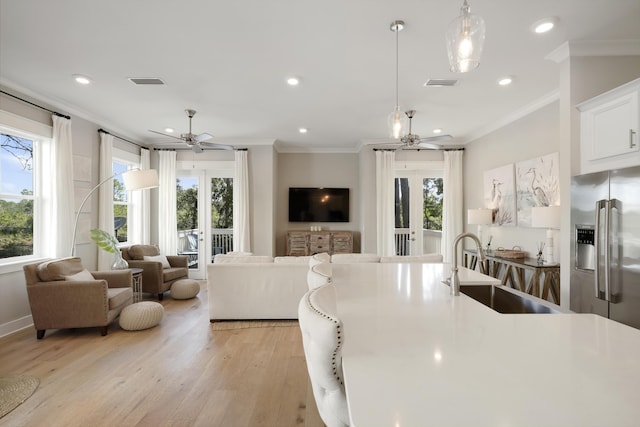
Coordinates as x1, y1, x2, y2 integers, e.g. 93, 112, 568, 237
463, 249, 560, 304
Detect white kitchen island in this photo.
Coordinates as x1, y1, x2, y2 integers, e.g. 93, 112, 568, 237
333, 262, 640, 427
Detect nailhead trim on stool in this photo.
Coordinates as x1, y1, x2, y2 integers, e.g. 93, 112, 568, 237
119, 301, 164, 331
171, 279, 200, 300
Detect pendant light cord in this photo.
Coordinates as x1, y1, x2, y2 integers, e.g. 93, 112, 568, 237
395, 24, 400, 107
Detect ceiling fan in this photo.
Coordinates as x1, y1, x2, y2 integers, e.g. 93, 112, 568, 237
384, 110, 452, 150
149, 109, 233, 153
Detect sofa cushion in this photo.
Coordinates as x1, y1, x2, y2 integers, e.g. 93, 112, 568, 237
64, 269, 95, 281
274, 256, 312, 264
144, 254, 171, 269
163, 267, 189, 282
128, 245, 160, 260
331, 253, 380, 264
214, 255, 274, 263
37, 257, 85, 282
108, 287, 133, 310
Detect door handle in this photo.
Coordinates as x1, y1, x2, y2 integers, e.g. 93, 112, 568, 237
594, 199, 607, 300
631, 129, 637, 148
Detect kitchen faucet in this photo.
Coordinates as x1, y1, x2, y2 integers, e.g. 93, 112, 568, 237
449, 232, 486, 296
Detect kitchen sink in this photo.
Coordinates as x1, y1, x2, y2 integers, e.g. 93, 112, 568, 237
460, 285, 560, 314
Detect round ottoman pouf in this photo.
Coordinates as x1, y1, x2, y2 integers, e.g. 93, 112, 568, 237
119, 301, 164, 331
171, 279, 200, 300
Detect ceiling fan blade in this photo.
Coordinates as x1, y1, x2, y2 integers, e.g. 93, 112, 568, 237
191, 144, 203, 154
195, 132, 214, 142
148, 130, 184, 141
419, 134, 453, 143
199, 141, 235, 150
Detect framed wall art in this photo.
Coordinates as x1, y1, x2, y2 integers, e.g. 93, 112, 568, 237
515, 152, 560, 227
483, 164, 516, 226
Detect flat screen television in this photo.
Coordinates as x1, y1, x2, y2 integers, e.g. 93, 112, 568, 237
288, 187, 349, 222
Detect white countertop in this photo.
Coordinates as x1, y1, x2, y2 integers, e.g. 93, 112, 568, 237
333, 263, 640, 427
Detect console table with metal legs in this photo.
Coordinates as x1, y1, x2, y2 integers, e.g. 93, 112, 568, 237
463, 249, 560, 304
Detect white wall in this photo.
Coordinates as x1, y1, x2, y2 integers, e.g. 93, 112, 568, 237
276, 152, 360, 255
463, 101, 561, 258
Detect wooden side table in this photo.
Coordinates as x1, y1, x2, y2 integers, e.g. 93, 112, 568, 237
130, 268, 144, 303
463, 249, 560, 304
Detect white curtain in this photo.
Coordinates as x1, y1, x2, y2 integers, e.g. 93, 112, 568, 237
233, 150, 251, 252
376, 150, 396, 256
44, 115, 75, 257
131, 148, 151, 244
158, 150, 177, 255
97, 132, 114, 270
442, 150, 464, 263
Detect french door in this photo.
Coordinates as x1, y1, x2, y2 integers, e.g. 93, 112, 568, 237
394, 164, 443, 256
177, 161, 233, 279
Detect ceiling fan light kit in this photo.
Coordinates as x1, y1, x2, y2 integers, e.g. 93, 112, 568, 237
149, 109, 233, 152
388, 20, 409, 139
446, 0, 486, 73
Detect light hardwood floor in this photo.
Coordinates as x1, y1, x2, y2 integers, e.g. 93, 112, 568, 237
0, 282, 324, 427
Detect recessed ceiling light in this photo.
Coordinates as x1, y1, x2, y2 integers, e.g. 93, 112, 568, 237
433, 128, 442, 134
73, 74, 91, 85
498, 76, 513, 86
164, 128, 174, 133
287, 77, 300, 86
531, 17, 557, 34
298, 128, 308, 134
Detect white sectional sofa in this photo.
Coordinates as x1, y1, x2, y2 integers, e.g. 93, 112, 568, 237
207, 252, 443, 321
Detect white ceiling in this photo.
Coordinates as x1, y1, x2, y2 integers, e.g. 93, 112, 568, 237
1, 0, 639, 152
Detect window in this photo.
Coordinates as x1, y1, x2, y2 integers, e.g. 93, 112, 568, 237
0, 132, 34, 259
111, 147, 143, 246
113, 160, 129, 242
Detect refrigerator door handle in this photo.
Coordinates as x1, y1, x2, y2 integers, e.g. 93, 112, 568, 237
603, 199, 612, 302
595, 199, 608, 300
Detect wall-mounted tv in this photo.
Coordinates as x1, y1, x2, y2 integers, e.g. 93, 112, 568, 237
288, 187, 350, 222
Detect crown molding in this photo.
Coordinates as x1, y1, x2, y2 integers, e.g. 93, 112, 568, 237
546, 39, 640, 63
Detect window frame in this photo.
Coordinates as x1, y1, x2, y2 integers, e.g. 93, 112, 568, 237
0, 111, 52, 272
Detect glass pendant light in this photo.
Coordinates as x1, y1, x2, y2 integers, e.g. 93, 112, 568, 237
446, 0, 486, 73
388, 20, 408, 139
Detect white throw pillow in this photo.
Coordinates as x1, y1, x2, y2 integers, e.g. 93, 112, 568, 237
144, 254, 171, 269
64, 269, 95, 281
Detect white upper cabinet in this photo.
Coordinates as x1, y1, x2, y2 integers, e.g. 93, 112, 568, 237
578, 78, 640, 174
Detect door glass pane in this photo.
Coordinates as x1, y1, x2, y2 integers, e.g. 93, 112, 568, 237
211, 177, 233, 258
423, 178, 443, 231
177, 176, 199, 269
394, 177, 410, 255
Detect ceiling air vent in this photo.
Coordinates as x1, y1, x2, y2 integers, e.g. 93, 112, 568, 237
424, 79, 459, 87
128, 77, 166, 85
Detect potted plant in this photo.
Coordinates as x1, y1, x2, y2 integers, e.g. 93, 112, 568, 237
90, 229, 128, 270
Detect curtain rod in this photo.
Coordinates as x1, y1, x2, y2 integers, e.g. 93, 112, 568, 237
98, 129, 147, 149
373, 147, 465, 152
0, 90, 71, 120
153, 147, 247, 151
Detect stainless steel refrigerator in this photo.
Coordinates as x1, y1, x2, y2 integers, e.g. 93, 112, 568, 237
570, 165, 640, 329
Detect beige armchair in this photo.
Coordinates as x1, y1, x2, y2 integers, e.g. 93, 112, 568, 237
121, 245, 188, 300
23, 257, 133, 339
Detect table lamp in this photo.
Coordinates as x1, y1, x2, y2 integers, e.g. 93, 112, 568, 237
531, 205, 560, 264
467, 208, 493, 251
71, 168, 159, 256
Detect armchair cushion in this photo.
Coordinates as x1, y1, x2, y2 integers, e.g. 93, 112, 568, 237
144, 254, 171, 269
128, 244, 160, 260
36, 257, 84, 281
64, 269, 95, 281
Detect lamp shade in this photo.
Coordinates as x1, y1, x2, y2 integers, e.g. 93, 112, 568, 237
531, 206, 560, 229
122, 169, 159, 191
467, 208, 493, 225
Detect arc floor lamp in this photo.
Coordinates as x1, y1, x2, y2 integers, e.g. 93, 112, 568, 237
71, 168, 159, 256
